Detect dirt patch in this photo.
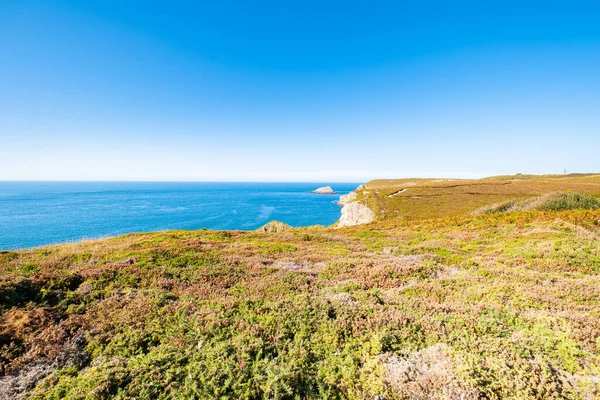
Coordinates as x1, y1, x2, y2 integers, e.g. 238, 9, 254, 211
264, 260, 323, 274
381, 344, 479, 400
436, 266, 462, 280
325, 291, 358, 307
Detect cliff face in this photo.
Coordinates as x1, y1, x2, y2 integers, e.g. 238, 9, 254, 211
338, 202, 375, 227
337, 185, 375, 228
337, 191, 357, 205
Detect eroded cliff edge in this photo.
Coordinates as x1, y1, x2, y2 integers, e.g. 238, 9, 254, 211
336, 185, 375, 228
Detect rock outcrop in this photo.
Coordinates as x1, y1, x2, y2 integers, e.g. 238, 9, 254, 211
338, 202, 375, 227
311, 186, 337, 194
336, 186, 375, 228
337, 191, 357, 205
255, 220, 292, 233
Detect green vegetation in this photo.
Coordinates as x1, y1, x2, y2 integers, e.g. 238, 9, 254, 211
2, 175, 600, 399
362, 175, 600, 220
474, 192, 600, 214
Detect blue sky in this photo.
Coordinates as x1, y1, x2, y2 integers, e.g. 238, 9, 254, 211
1, 0, 599, 181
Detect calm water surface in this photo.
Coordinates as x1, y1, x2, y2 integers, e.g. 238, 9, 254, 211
0, 182, 360, 250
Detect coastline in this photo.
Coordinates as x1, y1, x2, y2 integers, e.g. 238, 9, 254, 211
0, 182, 363, 250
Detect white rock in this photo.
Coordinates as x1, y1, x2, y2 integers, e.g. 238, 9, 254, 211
337, 202, 375, 228
338, 191, 357, 205
311, 186, 337, 194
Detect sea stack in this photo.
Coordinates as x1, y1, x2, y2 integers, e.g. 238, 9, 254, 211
311, 186, 337, 194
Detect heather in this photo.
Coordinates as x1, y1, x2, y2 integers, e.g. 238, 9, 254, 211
2, 175, 600, 399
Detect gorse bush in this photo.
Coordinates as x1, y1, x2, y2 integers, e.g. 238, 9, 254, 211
531, 191, 600, 211
473, 192, 600, 215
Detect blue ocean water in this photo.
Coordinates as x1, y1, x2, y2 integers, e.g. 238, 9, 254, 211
0, 181, 360, 250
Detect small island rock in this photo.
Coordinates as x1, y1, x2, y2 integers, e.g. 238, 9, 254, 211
311, 186, 337, 194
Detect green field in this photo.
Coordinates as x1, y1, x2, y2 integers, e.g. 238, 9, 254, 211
2, 175, 600, 399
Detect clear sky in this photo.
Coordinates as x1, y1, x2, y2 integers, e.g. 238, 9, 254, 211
1, 1, 599, 182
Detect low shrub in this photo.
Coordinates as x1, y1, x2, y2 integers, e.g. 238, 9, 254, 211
473, 192, 600, 214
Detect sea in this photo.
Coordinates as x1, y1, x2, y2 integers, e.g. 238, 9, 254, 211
0, 181, 360, 250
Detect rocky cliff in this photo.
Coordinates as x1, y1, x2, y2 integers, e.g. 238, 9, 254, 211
337, 185, 375, 228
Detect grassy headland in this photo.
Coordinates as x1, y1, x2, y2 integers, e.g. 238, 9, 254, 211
2, 175, 600, 399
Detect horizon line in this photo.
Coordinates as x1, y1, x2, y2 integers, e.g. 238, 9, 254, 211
0, 179, 370, 184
